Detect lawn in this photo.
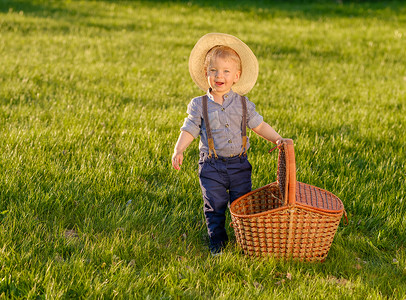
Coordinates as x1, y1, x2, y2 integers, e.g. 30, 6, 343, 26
0, 0, 405, 298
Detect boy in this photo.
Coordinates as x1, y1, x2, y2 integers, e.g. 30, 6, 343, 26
172, 33, 286, 255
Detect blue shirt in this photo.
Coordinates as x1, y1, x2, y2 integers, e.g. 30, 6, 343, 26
181, 89, 264, 157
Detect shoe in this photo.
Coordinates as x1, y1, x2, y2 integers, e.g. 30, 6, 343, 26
210, 243, 224, 256
211, 251, 223, 257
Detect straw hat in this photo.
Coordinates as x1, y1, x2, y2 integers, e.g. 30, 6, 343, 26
189, 33, 258, 95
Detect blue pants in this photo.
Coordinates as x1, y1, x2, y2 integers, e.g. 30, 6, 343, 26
198, 153, 252, 247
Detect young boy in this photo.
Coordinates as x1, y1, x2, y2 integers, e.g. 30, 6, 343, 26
172, 33, 286, 255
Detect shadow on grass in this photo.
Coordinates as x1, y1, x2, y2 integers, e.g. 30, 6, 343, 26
1, 0, 405, 22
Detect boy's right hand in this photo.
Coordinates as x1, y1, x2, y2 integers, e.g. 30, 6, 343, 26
172, 131, 194, 170
172, 152, 183, 170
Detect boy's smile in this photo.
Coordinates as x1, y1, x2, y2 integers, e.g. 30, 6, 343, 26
206, 56, 241, 102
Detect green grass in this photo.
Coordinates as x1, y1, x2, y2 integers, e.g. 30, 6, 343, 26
0, 0, 405, 298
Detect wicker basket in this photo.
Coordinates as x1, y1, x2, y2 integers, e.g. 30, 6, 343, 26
230, 139, 345, 262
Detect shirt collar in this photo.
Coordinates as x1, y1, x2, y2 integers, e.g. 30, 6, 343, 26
206, 88, 236, 102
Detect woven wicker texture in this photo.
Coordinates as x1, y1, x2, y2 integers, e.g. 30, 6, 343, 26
295, 182, 344, 212
277, 146, 287, 202
230, 140, 344, 262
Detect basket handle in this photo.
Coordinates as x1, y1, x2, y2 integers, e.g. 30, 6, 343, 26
269, 139, 296, 205
284, 139, 296, 205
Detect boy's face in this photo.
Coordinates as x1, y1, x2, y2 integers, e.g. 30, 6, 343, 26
206, 56, 241, 97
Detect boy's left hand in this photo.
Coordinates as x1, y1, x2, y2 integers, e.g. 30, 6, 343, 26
276, 138, 290, 146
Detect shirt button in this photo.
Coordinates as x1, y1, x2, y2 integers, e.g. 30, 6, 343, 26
228, 140, 232, 143
225, 123, 229, 128
221, 107, 225, 111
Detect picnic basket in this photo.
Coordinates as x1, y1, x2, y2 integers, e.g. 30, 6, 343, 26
230, 139, 345, 262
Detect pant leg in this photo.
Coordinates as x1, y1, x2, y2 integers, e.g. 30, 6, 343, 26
199, 158, 230, 246
228, 156, 252, 203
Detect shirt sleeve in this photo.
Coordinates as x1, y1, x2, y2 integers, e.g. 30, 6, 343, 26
180, 97, 202, 138
245, 97, 264, 129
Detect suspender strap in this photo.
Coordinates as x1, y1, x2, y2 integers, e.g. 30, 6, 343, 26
202, 95, 218, 159
239, 95, 248, 157
202, 94, 247, 158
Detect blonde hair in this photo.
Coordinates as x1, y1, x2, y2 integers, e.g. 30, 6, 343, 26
204, 45, 242, 73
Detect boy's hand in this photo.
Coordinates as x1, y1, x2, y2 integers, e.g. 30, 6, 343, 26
276, 138, 283, 146
172, 131, 194, 170
276, 138, 290, 146
172, 152, 183, 170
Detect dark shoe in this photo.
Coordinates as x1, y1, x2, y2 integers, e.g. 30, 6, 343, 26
209, 242, 224, 256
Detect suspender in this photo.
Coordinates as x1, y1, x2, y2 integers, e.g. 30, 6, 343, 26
202, 95, 218, 159
240, 95, 248, 156
202, 95, 247, 158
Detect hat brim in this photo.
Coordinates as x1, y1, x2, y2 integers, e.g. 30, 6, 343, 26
189, 33, 258, 95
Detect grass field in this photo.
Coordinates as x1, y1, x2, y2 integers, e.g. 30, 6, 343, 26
0, 0, 405, 298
